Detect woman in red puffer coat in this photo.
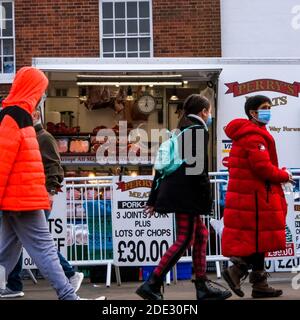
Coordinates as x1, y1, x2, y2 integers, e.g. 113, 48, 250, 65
221, 95, 293, 299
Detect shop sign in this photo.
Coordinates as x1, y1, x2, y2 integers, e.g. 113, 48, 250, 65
112, 176, 174, 266
218, 68, 300, 170
61, 155, 96, 164
225, 79, 300, 97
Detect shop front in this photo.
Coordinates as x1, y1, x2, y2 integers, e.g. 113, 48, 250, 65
32, 58, 221, 179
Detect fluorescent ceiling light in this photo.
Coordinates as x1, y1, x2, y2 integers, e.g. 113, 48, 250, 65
77, 74, 183, 79
77, 82, 183, 86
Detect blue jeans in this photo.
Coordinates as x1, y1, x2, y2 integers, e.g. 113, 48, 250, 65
6, 210, 75, 292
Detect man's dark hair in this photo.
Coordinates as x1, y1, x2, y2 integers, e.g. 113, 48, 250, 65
244, 95, 272, 119
183, 94, 210, 115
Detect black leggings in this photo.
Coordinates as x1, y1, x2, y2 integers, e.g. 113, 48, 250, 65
242, 253, 265, 271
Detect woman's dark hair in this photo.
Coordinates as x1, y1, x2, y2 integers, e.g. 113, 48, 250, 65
183, 94, 210, 115
244, 95, 272, 119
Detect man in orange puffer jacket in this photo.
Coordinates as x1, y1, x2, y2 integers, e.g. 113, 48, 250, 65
0, 67, 81, 300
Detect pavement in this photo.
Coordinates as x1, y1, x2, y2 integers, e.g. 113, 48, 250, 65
1, 272, 300, 300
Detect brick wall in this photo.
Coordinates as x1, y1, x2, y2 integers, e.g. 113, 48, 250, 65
15, 0, 221, 69
0, 84, 11, 98
15, 0, 100, 69
153, 0, 221, 57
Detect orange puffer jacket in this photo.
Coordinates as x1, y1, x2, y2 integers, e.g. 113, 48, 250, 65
0, 67, 50, 211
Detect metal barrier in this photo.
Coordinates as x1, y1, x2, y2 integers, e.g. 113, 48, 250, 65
174, 173, 229, 281
65, 170, 300, 285
65, 176, 121, 287
174, 170, 300, 281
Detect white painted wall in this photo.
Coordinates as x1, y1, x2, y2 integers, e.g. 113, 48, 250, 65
221, 0, 300, 57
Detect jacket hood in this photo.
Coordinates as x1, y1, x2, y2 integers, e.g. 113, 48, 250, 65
2, 67, 48, 114
225, 118, 271, 142
178, 114, 206, 130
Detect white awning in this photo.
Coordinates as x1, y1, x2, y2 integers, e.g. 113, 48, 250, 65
32, 57, 224, 73
32, 57, 300, 73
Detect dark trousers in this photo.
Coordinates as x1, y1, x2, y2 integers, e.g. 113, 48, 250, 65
6, 210, 75, 292
242, 253, 265, 271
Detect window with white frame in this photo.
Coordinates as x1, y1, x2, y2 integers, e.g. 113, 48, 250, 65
0, 1, 14, 75
100, 0, 153, 58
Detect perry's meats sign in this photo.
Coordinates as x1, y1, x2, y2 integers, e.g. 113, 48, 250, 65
116, 179, 153, 192
225, 79, 300, 97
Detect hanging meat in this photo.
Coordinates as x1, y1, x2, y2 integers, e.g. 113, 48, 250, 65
84, 86, 114, 110
84, 86, 102, 110
114, 87, 126, 114
100, 86, 111, 103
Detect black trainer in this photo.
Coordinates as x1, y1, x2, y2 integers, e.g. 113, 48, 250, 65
136, 280, 163, 300
193, 278, 232, 300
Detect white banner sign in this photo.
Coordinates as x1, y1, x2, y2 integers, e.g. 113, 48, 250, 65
217, 65, 300, 170
272, 201, 300, 272
23, 186, 67, 269
112, 176, 174, 266
266, 192, 296, 259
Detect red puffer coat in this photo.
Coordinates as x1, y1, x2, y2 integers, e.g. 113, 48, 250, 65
0, 67, 50, 211
222, 119, 289, 257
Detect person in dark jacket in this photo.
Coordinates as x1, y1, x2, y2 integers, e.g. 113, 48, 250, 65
0, 110, 84, 298
221, 95, 293, 299
136, 94, 232, 301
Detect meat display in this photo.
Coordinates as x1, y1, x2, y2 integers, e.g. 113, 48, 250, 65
56, 139, 69, 153
50, 118, 145, 157
69, 140, 90, 153
47, 122, 80, 135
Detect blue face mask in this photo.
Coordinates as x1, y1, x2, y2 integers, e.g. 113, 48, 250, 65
206, 114, 213, 127
257, 109, 271, 124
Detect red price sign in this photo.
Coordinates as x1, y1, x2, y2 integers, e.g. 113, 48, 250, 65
266, 243, 295, 258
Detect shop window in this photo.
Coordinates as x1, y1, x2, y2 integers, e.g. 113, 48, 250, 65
0, 1, 15, 78
55, 88, 68, 97
100, 0, 153, 58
